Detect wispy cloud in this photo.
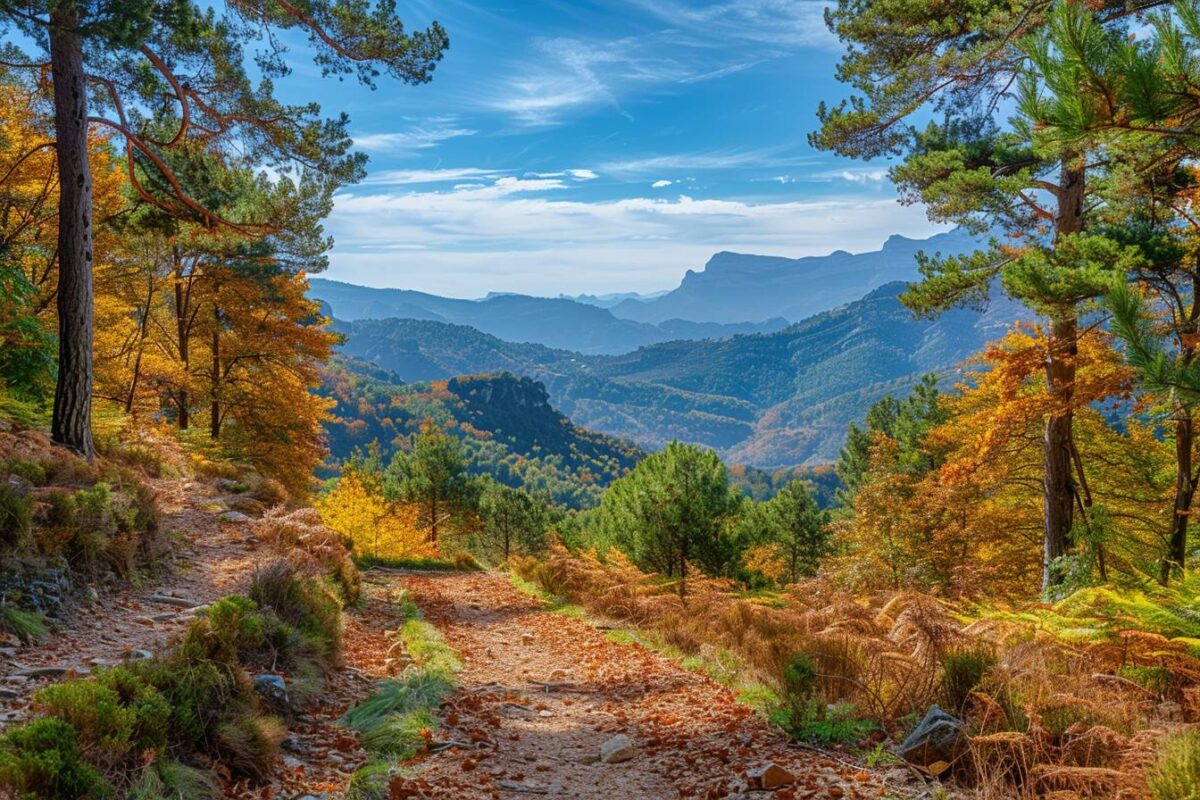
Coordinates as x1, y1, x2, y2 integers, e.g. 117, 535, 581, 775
652, 179, 673, 188
601, 147, 819, 178
628, 0, 838, 50
363, 168, 502, 186
479, 30, 777, 127
352, 117, 476, 153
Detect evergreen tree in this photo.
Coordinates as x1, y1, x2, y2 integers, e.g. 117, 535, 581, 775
744, 481, 830, 585
0, 0, 449, 457
589, 440, 741, 597
385, 421, 476, 544
479, 480, 551, 561
814, 0, 1150, 590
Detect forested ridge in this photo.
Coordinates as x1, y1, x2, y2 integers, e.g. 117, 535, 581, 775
7, 1, 1200, 799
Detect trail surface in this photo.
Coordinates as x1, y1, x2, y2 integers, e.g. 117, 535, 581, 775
0, 475, 919, 799
387, 571, 920, 800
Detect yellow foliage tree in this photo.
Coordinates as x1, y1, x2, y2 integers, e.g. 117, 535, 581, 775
318, 472, 437, 561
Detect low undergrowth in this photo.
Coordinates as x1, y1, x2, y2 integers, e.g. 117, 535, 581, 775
343, 588, 461, 800
0, 513, 359, 798
356, 552, 484, 573
512, 541, 1200, 798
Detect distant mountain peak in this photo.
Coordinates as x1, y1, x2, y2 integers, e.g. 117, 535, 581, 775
610, 228, 981, 325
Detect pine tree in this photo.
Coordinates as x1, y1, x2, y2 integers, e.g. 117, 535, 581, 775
385, 421, 476, 544
814, 0, 1150, 590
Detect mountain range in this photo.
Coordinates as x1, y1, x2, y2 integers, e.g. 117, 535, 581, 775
330, 282, 1026, 466
309, 279, 787, 355
308, 229, 981, 356
609, 229, 979, 324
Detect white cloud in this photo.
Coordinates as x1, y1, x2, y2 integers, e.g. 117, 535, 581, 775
601, 147, 818, 178
363, 168, 502, 186
324, 182, 946, 295
568, 168, 599, 180
478, 31, 776, 127
352, 119, 476, 153
652, 179, 673, 188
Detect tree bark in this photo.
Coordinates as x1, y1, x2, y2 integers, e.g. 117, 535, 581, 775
209, 285, 221, 440
1165, 410, 1197, 584
429, 493, 439, 543
49, 5, 95, 458
173, 254, 190, 429
1042, 160, 1085, 593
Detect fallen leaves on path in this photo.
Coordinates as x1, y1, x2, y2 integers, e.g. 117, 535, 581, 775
386, 572, 921, 800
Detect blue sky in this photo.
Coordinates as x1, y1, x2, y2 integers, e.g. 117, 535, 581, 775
288, 0, 948, 297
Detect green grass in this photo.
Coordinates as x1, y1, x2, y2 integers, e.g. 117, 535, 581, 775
343, 589, 461, 782
1, 607, 48, 643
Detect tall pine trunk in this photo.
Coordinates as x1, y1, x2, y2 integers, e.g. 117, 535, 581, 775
209, 282, 221, 440
49, 5, 95, 458
1165, 410, 1197, 584
1042, 160, 1085, 593
173, 254, 190, 429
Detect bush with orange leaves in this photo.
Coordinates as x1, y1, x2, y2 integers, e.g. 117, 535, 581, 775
514, 541, 1200, 799
251, 506, 360, 606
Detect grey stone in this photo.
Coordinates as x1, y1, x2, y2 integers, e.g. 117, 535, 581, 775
220, 510, 252, 524
253, 673, 290, 707
600, 733, 636, 763
898, 704, 966, 767
14, 666, 67, 679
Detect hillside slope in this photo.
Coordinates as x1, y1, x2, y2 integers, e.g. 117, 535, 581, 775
333, 283, 1028, 466
321, 362, 642, 507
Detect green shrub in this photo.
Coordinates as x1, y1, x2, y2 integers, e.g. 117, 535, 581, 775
248, 560, 343, 666
212, 715, 285, 781
134, 658, 241, 755
34, 671, 168, 776
0, 479, 32, 547
0, 718, 113, 799
941, 648, 996, 715
2, 459, 46, 486
346, 759, 391, 800
771, 652, 873, 744
1148, 729, 1200, 800
1118, 664, 1173, 697
779, 653, 817, 729
126, 760, 219, 800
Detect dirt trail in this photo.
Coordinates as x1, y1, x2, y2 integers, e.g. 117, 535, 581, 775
0, 477, 257, 710
389, 571, 920, 800
0, 480, 918, 799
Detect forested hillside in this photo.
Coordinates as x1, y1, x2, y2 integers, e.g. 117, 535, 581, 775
335, 282, 1027, 464
321, 360, 641, 506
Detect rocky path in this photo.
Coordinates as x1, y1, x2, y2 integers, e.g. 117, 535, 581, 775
0, 476, 258, 711
386, 571, 920, 800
